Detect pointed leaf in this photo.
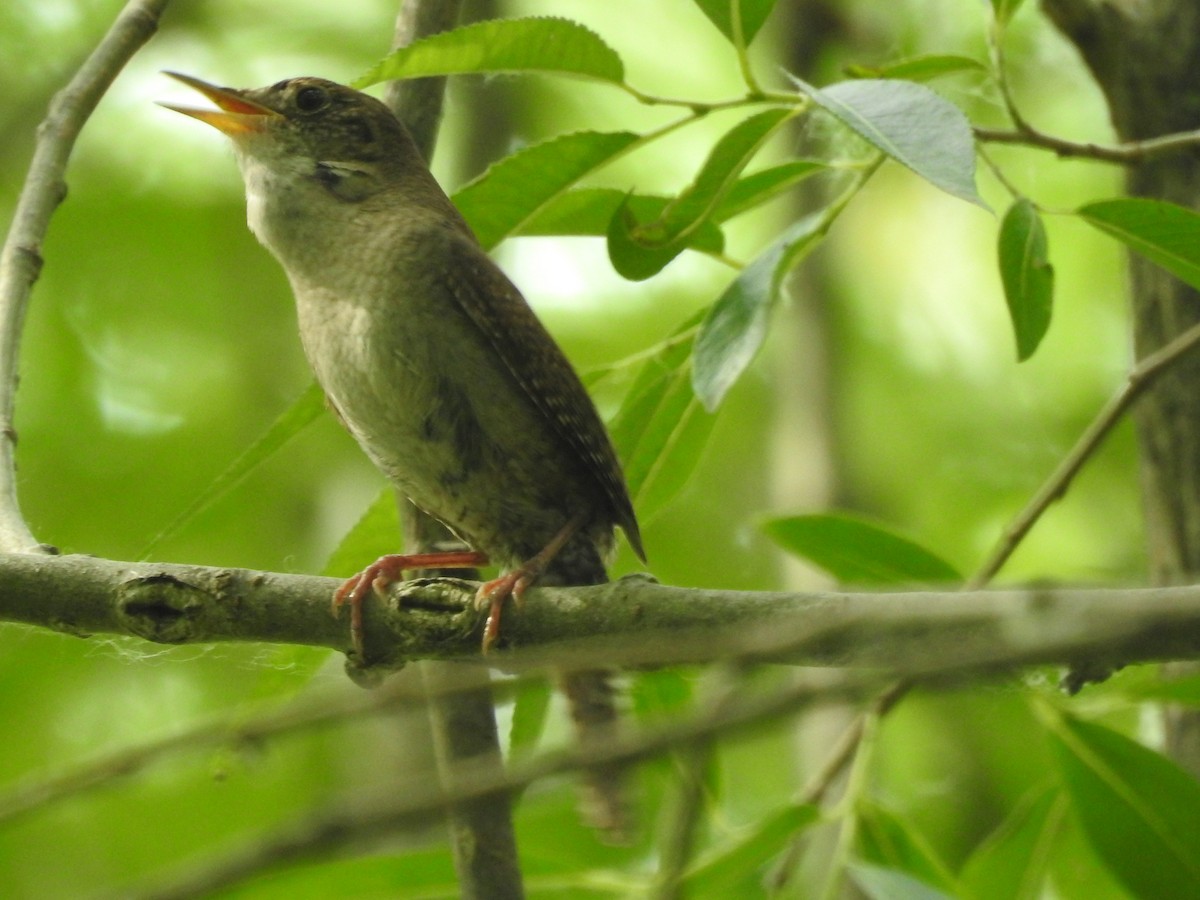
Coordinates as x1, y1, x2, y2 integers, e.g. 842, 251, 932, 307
606, 109, 792, 280
998, 198, 1054, 361
453, 131, 639, 251
795, 76, 987, 208
1042, 706, 1200, 900
355, 17, 625, 88
992, 0, 1029, 27
1078, 198, 1200, 291
139, 381, 326, 558
692, 0, 779, 44
519, 188, 724, 254
682, 804, 820, 897
714, 160, 828, 222
845, 54, 988, 82
960, 784, 1063, 900
692, 211, 827, 410
856, 801, 959, 894
608, 315, 716, 520
762, 513, 961, 585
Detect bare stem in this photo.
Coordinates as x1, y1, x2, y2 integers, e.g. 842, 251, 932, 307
0, 0, 171, 553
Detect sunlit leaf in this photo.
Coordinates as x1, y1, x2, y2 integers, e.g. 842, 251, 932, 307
355, 17, 626, 88
845, 54, 988, 82
683, 804, 820, 897
960, 784, 1063, 900
998, 198, 1054, 361
762, 513, 961, 585
1078, 198, 1200, 291
453, 131, 639, 250
609, 315, 716, 520
139, 381, 326, 559
794, 76, 987, 209
692, 211, 827, 410
1042, 704, 1200, 900
692, 0, 778, 44
520, 188, 725, 254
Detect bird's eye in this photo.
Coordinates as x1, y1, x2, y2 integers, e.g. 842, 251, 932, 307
295, 86, 329, 113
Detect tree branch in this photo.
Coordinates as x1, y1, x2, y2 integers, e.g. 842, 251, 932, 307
5, 553, 1200, 672
0, 0, 171, 554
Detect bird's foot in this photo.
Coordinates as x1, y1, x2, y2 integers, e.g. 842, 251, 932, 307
334, 550, 487, 657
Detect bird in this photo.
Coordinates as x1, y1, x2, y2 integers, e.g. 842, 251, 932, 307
162, 72, 644, 837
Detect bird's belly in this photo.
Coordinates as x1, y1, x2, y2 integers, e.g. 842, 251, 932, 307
296, 291, 595, 564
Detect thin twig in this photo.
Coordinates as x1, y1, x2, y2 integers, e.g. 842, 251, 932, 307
0, 0, 170, 553
974, 125, 1200, 165
968, 319, 1200, 589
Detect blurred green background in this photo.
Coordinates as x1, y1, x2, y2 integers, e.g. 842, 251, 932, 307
0, 1, 1144, 896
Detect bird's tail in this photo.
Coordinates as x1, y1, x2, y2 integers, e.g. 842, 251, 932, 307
559, 666, 631, 843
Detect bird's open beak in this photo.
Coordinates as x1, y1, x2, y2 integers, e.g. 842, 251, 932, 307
159, 71, 279, 135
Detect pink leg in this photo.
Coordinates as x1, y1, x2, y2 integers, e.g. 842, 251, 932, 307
476, 514, 585, 652
334, 550, 487, 656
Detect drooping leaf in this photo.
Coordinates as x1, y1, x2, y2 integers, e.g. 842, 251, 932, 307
1078, 198, 1200, 291
354, 17, 626, 88
959, 783, 1063, 900
139, 381, 326, 559
682, 804, 820, 897
608, 315, 716, 520
1042, 704, 1200, 900
762, 513, 961, 585
848, 863, 957, 900
692, 212, 828, 411
692, 0, 778, 45
998, 198, 1054, 361
794, 76, 987, 209
845, 54, 988, 82
452, 131, 639, 251
606, 109, 792, 280
856, 801, 960, 894
713, 160, 828, 222
519, 188, 724, 255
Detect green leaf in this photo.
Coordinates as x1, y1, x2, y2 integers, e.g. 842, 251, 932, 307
692, 211, 828, 411
608, 315, 716, 520
998, 198, 1054, 361
321, 487, 399, 577
761, 513, 961, 585
1078, 198, 1200, 291
960, 784, 1063, 900
1042, 705, 1200, 900
856, 801, 959, 894
606, 109, 792, 280
992, 0, 1028, 27
692, 0, 778, 45
682, 804, 820, 897
845, 54, 988, 82
519, 188, 724, 255
354, 17, 625, 88
794, 76, 987, 209
139, 381, 326, 559
848, 863, 957, 900
713, 160, 828, 222
453, 131, 639, 251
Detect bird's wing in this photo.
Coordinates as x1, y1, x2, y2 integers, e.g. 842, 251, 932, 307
436, 231, 644, 561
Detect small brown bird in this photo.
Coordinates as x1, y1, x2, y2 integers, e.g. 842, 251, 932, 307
163, 73, 643, 837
